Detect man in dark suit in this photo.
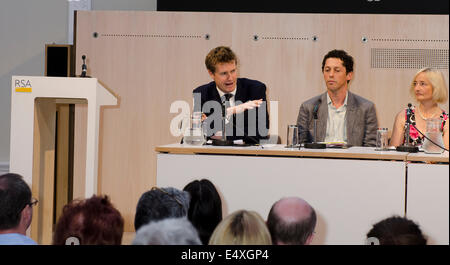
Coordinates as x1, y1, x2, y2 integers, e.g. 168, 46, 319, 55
297, 49, 378, 147
193, 46, 269, 144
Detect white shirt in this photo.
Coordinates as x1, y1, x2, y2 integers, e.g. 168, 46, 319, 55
216, 86, 237, 123
324, 92, 348, 143
216, 86, 236, 107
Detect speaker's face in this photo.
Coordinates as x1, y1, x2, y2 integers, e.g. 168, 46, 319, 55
208, 61, 238, 94
323, 57, 352, 94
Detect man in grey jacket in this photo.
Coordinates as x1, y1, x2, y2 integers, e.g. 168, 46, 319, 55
297, 49, 378, 147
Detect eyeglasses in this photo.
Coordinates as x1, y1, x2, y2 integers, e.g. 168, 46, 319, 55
20, 198, 38, 213
151, 187, 183, 208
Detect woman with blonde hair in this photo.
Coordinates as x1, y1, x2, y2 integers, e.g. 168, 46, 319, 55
390, 68, 448, 150
208, 210, 272, 245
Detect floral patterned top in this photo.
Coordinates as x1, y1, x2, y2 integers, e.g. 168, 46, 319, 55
404, 107, 448, 146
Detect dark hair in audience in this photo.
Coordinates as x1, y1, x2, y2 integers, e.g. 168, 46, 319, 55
366, 215, 427, 245
183, 179, 223, 244
267, 200, 317, 245
321, 49, 354, 74
0, 173, 32, 230
53, 195, 124, 245
134, 187, 190, 231
205, 46, 238, 74
133, 217, 202, 245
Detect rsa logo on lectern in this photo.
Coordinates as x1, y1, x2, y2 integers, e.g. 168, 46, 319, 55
14, 79, 32, 93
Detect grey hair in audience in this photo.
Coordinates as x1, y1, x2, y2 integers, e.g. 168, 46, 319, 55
132, 217, 202, 245
134, 187, 190, 231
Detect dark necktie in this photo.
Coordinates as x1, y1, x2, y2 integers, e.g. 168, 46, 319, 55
224, 93, 233, 109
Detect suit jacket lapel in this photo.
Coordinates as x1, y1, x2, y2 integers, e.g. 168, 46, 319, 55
317, 93, 328, 142
234, 78, 244, 103
208, 82, 222, 103
345, 91, 357, 144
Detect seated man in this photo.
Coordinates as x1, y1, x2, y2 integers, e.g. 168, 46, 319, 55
193, 46, 269, 144
297, 49, 378, 146
0, 173, 37, 245
266, 197, 317, 245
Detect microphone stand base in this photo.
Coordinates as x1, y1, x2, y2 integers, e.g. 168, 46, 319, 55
304, 142, 326, 149
212, 139, 234, 146
396, 145, 419, 153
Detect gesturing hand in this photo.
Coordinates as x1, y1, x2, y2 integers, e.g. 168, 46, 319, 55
227, 99, 263, 115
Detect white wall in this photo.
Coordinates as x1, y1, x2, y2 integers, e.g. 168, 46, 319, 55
0, 0, 156, 170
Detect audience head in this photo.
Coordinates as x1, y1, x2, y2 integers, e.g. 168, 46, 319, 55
409, 67, 448, 104
0, 173, 35, 235
205, 46, 238, 74
53, 195, 124, 245
134, 186, 190, 231
209, 210, 272, 245
183, 179, 223, 245
267, 197, 317, 245
132, 217, 201, 245
366, 215, 427, 245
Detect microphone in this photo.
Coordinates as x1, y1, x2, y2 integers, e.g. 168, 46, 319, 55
313, 98, 321, 119
406, 103, 416, 126
80, 55, 88, 77
304, 98, 326, 149
396, 103, 419, 153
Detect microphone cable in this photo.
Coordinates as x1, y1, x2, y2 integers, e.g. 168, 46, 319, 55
412, 124, 449, 152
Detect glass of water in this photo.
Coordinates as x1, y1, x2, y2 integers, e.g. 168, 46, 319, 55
183, 112, 206, 146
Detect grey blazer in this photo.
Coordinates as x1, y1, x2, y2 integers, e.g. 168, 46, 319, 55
296, 91, 378, 147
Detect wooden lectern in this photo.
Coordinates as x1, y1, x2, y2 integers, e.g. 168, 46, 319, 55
9, 76, 117, 244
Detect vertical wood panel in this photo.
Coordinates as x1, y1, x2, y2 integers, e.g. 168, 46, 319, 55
55, 105, 70, 224
73, 104, 87, 200
31, 99, 56, 244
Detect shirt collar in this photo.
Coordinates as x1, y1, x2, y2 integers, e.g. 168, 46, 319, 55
216, 86, 237, 99
327, 91, 348, 107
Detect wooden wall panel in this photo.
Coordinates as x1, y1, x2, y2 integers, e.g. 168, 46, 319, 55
75, 11, 449, 231
31, 99, 56, 244
73, 103, 87, 200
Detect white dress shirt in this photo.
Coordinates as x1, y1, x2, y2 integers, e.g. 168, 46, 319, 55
324, 92, 348, 143
216, 86, 237, 123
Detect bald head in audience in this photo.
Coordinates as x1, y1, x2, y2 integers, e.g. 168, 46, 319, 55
267, 197, 317, 245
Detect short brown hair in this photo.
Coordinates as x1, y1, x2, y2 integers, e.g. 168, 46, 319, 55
205, 46, 237, 73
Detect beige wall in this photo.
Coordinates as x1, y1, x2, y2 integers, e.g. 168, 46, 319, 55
75, 11, 449, 231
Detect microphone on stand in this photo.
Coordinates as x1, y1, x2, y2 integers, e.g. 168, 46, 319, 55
80, 55, 90, 78
304, 98, 326, 149
396, 103, 419, 153
212, 93, 234, 146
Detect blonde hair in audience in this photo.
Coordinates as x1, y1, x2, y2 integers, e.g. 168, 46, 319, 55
208, 210, 272, 245
409, 67, 448, 103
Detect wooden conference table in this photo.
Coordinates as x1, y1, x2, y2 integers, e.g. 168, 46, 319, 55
155, 144, 449, 245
